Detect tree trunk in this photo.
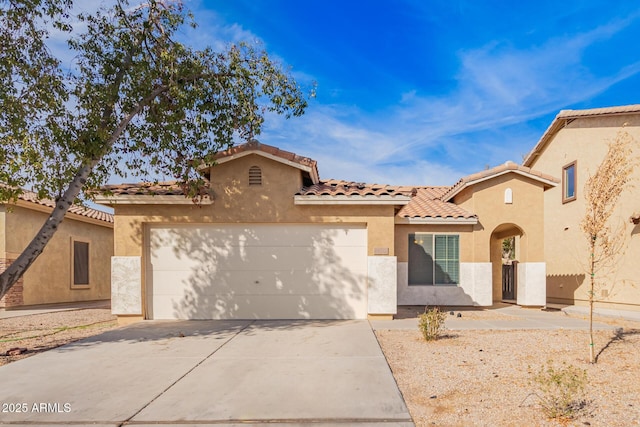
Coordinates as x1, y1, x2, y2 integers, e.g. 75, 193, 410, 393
589, 236, 596, 364
0, 72, 181, 301
0, 161, 97, 300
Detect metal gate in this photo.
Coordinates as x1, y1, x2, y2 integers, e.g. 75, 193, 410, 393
502, 261, 517, 300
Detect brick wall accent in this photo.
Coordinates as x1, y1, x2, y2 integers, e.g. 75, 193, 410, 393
0, 259, 24, 308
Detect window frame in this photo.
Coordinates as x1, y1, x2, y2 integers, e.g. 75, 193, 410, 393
562, 160, 577, 204
408, 233, 460, 286
70, 237, 91, 289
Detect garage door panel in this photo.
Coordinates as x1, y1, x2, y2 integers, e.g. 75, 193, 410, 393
151, 246, 367, 274
148, 224, 367, 249
149, 245, 236, 271
175, 246, 318, 272
151, 268, 366, 296
157, 294, 367, 320
310, 246, 368, 271
148, 224, 368, 320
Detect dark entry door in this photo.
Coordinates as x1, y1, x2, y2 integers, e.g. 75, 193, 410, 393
502, 261, 517, 300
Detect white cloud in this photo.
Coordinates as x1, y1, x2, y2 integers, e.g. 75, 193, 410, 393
41, 2, 640, 188
259, 14, 640, 186
182, 0, 263, 51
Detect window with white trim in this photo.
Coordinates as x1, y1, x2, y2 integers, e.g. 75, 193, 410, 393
562, 161, 577, 203
71, 239, 90, 287
408, 233, 459, 285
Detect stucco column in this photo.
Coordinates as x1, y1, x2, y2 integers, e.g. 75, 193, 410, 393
516, 262, 546, 306
367, 256, 397, 318
111, 256, 143, 323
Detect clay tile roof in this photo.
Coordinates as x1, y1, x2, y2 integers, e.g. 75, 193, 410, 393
7, 188, 113, 223
101, 181, 184, 196
296, 179, 415, 197
100, 181, 204, 197
214, 139, 318, 170
440, 161, 559, 202
397, 187, 476, 219
556, 104, 640, 119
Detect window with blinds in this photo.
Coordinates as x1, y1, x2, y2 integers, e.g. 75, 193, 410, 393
72, 239, 90, 287
408, 233, 459, 286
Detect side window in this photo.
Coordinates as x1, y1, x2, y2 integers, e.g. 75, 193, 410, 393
72, 239, 90, 287
562, 161, 577, 203
249, 166, 262, 186
408, 233, 459, 286
409, 233, 434, 285
434, 235, 459, 285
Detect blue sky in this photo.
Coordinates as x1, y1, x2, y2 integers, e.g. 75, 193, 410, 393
181, 0, 640, 186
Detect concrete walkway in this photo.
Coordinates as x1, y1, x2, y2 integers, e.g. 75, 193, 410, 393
0, 300, 109, 319
561, 304, 640, 322
0, 320, 413, 426
371, 305, 620, 331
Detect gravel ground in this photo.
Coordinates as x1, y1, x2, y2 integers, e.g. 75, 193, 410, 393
376, 311, 640, 427
0, 308, 118, 366
2, 306, 640, 426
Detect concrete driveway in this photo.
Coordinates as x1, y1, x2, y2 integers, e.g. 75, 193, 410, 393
0, 320, 413, 426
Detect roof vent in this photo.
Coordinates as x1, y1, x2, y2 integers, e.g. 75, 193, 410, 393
249, 166, 262, 186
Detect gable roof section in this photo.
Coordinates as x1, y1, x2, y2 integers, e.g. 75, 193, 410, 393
396, 187, 477, 224
94, 142, 553, 219
441, 161, 559, 202
2, 187, 113, 225
212, 140, 320, 184
523, 104, 640, 167
294, 179, 414, 205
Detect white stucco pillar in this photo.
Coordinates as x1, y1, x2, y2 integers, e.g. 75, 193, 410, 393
367, 256, 397, 315
459, 262, 493, 306
111, 256, 142, 315
516, 262, 546, 306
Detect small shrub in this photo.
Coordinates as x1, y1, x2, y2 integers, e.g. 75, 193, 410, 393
533, 361, 587, 420
418, 306, 447, 341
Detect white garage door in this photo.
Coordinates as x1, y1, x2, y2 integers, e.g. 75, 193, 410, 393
147, 224, 368, 320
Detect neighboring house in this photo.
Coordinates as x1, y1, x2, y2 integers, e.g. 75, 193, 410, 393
96, 140, 558, 322
0, 190, 114, 309
523, 104, 640, 312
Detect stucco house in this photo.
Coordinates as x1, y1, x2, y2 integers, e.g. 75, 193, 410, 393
523, 104, 640, 312
96, 140, 558, 322
0, 189, 114, 308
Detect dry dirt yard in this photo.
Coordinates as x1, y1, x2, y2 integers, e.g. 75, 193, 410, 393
377, 308, 640, 427
2, 307, 640, 426
0, 308, 118, 366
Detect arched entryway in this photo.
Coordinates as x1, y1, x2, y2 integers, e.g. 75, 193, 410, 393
490, 223, 525, 303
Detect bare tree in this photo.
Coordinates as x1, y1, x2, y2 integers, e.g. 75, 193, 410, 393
580, 130, 637, 363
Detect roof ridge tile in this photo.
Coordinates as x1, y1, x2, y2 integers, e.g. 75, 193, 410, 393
1, 185, 114, 223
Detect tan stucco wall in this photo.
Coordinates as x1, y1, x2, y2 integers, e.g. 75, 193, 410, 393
115, 154, 396, 258
454, 174, 546, 263
0, 206, 6, 254
209, 153, 304, 220
527, 114, 640, 310
114, 203, 396, 258
2, 205, 113, 306
453, 174, 547, 301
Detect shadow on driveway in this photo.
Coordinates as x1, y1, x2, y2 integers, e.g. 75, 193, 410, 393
0, 320, 413, 426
